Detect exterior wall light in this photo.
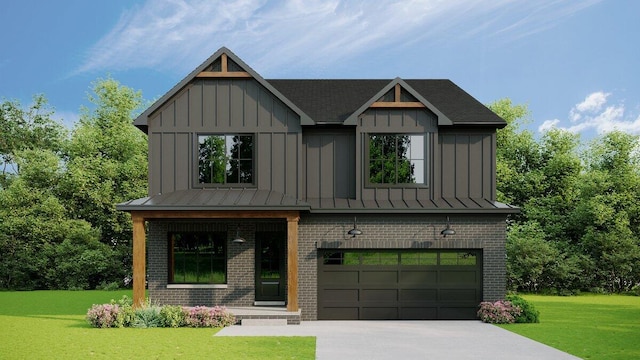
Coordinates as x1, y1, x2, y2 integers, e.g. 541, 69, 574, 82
232, 225, 245, 244
347, 216, 362, 237
441, 216, 456, 237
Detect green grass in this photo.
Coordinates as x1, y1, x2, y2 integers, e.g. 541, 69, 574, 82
499, 294, 640, 360
0, 290, 315, 359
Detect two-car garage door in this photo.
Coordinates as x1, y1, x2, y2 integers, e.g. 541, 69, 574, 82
318, 250, 482, 320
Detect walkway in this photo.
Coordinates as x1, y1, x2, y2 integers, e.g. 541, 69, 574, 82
216, 320, 580, 360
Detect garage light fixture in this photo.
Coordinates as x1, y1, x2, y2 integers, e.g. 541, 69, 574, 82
347, 216, 362, 238
232, 225, 245, 244
441, 216, 456, 237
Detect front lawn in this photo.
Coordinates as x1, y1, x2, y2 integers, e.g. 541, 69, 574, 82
499, 294, 640, 360
0, 290, 315, 359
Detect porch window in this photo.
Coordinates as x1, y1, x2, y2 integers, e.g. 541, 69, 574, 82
367, 134, 425, 185
169, 232, 227, 284
198, 134, 253, 185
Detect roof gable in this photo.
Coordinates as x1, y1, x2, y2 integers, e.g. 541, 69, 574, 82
134, 47, 314, 132
343, 78, 453, 126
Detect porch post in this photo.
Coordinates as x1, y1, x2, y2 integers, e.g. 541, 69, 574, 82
287, 215, 300, 312
132, 213, 146, 308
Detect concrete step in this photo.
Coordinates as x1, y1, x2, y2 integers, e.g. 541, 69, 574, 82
241, 318, 289, 326
228, 307, 302, 325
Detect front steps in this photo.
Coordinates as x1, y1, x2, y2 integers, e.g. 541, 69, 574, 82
227, 306, 301, 325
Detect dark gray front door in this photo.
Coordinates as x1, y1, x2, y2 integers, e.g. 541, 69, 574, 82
255, 232, 286, 304
318, 250, 482, 320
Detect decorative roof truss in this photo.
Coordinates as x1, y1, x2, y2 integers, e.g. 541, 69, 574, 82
196, 53, 252, 78
370, 84, 426, 108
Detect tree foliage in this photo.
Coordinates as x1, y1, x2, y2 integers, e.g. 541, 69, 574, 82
492, 98, 640, 293
0, 78, 146, 290
0, 95, 65, 188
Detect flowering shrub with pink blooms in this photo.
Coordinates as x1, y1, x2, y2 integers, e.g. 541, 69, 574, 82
86, 304, 121, 328
477, 300, 522, 324
86, 297, 236, 329
183, 306, 236, 328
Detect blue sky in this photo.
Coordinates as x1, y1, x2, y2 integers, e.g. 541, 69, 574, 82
1, 0, 638, 139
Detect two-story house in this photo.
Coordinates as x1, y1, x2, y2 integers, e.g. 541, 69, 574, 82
117, 47, 518, 321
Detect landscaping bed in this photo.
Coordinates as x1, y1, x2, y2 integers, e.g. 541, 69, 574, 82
0, 290, 315, 359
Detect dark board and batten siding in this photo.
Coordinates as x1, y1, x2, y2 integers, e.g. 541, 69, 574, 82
437, 132, 496, 201
147, 78, 302, 196
302, 130, 356, 200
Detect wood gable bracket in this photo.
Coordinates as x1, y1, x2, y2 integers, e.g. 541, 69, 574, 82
370, 84, 426, 108
196, 53, 252, 78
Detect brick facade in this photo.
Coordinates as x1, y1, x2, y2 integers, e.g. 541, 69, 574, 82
146, 214, 507, 321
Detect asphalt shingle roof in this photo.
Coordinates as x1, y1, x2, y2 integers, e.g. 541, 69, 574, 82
268, 79, 506, 127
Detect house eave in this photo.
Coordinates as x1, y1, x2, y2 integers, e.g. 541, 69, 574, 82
307, 208, 520, 214
116, 204, 311, 212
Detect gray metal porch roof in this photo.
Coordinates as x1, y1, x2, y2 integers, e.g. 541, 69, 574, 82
117, 189, 518, 214
116, 189, 311, 212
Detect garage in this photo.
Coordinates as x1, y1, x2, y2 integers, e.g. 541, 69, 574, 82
318, 250, 482, 320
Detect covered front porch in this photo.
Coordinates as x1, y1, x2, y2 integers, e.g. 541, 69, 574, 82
128, 210, 301, 312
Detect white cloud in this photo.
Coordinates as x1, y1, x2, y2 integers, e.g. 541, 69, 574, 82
569, 91, 610, 122
538, 119, 560, 133
539, 92, 640, 136
75, 0, 602, 76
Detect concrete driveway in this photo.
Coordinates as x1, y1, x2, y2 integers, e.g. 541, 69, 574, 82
216, 321, 580, 360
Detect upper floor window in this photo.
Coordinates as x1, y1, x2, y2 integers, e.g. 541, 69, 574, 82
368, 134, 425, 185
198, 135, 253, 185
169, 232, 227, 284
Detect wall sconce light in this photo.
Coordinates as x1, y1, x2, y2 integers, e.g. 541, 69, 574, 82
440, 216, 456, 237
232, 226, 245, 244
347, 216, 362, 238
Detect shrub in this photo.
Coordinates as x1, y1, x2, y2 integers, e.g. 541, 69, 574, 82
160, 305, 186, 328
112, 295, 135, 328
628, 285, 640, 296
98, 281, 121, 291
477, 300, 522, 324
86, 304, 120, 328
183, 306, 236, 328
85, 300, 236, 328
505, 294, 540, 323
132, 306, 162, 328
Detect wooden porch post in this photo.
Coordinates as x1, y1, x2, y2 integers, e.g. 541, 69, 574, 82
132, 213, 146, 308
287, 215, 300, 312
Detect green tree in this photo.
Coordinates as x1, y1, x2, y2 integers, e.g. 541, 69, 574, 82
490, 99, 544, 207
59, 77, 147, 282
0, 149, 118, 289
570, 131, 640, 291
0, 95, 65, 188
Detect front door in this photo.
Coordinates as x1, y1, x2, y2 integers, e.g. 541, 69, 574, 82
255, 232, 286, 305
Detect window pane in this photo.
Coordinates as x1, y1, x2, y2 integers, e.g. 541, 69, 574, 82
368, 134, 426, 185
198, 134, 253, 184
239, 136, 253, 159
171, 232, 226, 284
401, 252, 437, 265
369, 159, 383, 184
409, 135, 424, 160
361, 252, 398, 265
323, 252, 360, 265
383, 159, 395, 183
322, 252, 343, 265
239, 160, 253, 183
226, 159, 239, 183
198, 135, 226, 184
411, 160, 424, 184
440, 252, 477, 266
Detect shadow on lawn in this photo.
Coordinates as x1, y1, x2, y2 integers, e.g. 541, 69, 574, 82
27, 314, 92, 328
0, 290, 133, 317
